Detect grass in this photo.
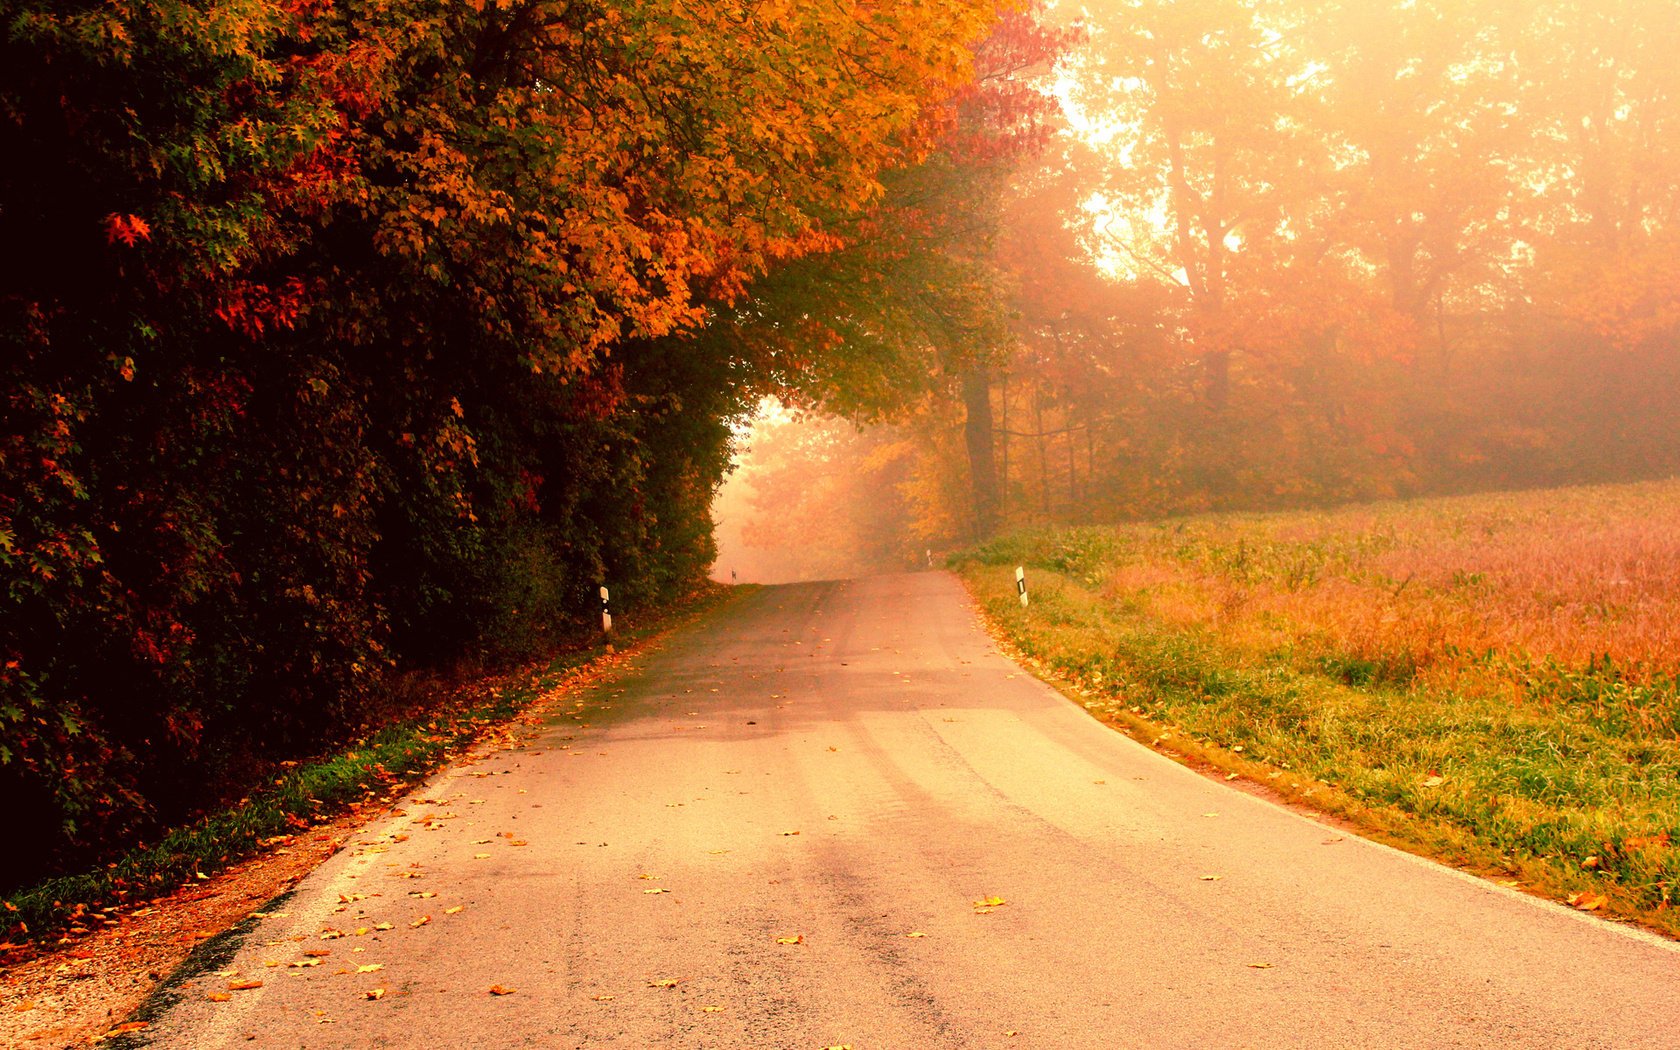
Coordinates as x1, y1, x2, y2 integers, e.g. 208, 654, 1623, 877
2, 586, 741, 947
957, 478, 1680, 938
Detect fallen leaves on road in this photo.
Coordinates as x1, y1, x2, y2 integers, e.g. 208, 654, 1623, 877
702, 1005, 724, 1012
644, 888, 669, 895
973, 896, 1006, 913
445, 906, 465, 915
206, 992, 231, 1003
591, 994, 615, 1002
228, 979, 263, 990
906, 931, 926, 938
775, 935, 804, 945
1200, 875, 1223, 882
488, 985, 516, 996
364, 988, 385, 1001
356, 964, 383, 974
289, 959, 322, 968
649, 979, 681, 988
410, 916, 431, 928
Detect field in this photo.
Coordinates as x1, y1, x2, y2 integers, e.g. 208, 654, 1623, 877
959, 478, 1680, 936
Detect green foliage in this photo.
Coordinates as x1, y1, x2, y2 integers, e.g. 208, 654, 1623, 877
0, 0, 1007, 896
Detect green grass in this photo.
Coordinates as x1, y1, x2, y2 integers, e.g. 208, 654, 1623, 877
957, 496, 1680, 939
2, 587, 740, 946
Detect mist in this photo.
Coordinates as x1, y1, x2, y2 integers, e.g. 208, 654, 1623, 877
715, 0, 1680, 572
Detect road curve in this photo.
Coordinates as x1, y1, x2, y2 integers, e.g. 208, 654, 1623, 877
136, 572, 1680, 1049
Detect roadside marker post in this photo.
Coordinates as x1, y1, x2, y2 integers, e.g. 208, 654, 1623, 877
600, 585, 612, 634
1016, 566, 1029, 607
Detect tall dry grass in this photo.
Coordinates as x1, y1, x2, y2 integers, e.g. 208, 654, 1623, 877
1098, 479, 1680, 711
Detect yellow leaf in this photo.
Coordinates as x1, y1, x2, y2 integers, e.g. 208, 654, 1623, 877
775, 935, 804, 944
364, 988, 386, 1000
701, 1005, 724, 1012
591, 994, 615, 1001
906, 931, 926, 938
973, 896, 1006, 909
474, 853, 491, 860
410, 915, 431, 928
290, 959, 322, 968
356, 964, 383, 974
1567, 891, 1608, 911
445, 905, 465, 915
1247, 962, 1273, 969
644, 888, 669, 894
373, 922, 394, 931
650, 979, 680, 988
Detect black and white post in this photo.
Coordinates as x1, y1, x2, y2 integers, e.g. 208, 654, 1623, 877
1016, 566, 1029, 608
600, 584, 612, 634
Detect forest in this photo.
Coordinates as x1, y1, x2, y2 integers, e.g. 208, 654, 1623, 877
0, 0, 1065, 889
724, 0, 1680, 580
4, 0, 1677, 896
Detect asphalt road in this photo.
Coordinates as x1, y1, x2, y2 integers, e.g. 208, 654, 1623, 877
136, 573, 1680, 1049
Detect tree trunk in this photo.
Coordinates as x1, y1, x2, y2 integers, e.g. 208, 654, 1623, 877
961, 365, 1001, 538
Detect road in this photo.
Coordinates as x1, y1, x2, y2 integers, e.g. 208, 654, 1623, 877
134, 573, 1680, 1049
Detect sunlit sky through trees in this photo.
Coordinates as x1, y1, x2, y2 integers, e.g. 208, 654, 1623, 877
716, 0, 1680, 583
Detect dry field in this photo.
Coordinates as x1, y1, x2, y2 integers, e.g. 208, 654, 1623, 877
962, 477, 1680, 935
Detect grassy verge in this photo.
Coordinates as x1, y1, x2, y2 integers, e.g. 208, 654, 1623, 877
956, 498, 1680, 940
2, 586, 741, 947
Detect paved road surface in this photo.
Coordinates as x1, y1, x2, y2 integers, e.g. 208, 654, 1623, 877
136, 573, 1680, 1048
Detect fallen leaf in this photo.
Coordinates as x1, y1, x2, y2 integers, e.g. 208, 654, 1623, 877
510, 840, 528, 847
906, 931, 926, 938
782, 830, 800, 836
591, 994, 615, 1002
410, 915, 431, 928
650, 979, 680, 988
1581, 856, 1601, 870
1247, 962, 1273, 969
1567, 891, 1608, 911
304, 948, 331, 958
372, 922, 394, 931
105, 1022, 149, 1035
290, 959, 322, 968
701, 1005, 724, 1012
488, 985, 516, 996
356, 964, 383, 974
320, 929, 345, 940
207, 992, 231, 1002
228, 979, 264, 990
775, 935, 804, 945
474, 853, 491, 860
1200, 875, 1223, 882
973, 896, 1007, 909
445, 906, 465, 915
364, 988, 385, 1001
644, 888, 669, 895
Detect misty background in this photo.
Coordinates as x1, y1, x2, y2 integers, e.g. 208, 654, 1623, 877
715, 0, 1680, 584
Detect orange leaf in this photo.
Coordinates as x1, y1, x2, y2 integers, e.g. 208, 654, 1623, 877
228, 979, 263, 990
488, 985, 516, 996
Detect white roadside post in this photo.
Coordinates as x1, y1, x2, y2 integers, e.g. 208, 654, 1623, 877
1016, 566, 1029, 607
600, 585, 612, 634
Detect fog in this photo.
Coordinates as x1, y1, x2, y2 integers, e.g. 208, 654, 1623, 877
713, 1, 1680, 575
